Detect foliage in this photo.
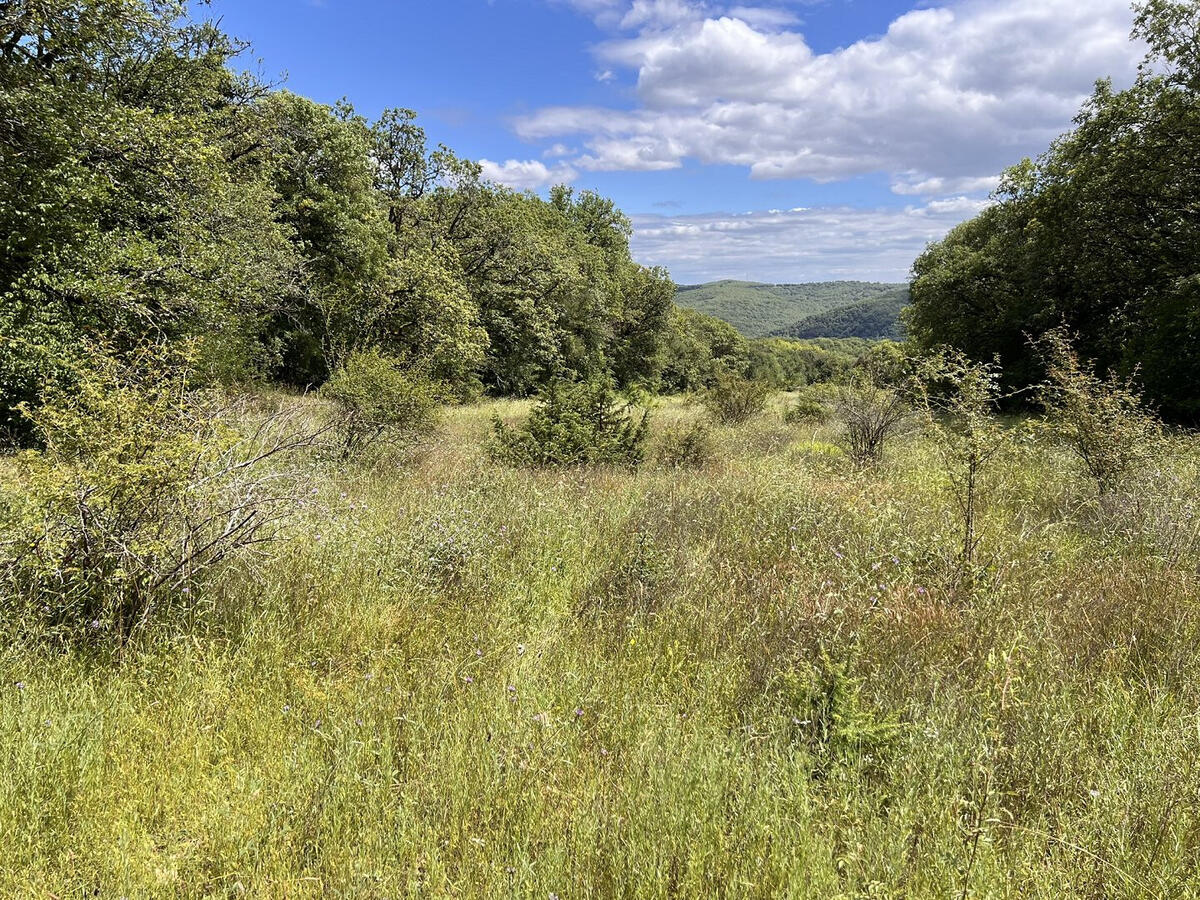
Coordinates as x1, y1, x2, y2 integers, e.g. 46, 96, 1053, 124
656, 306, 749, 393
702, 370, 770, 425
0, 0, 296, 440
654, 420, 715, 468
0, 345, 313, 639
1038, 328, 1164, 497
488, 378, 650, 467
911, 349, 1027, 574
831, 369, 911, 465
771, 287, 909, 341
784, 389, 832, 425
675, 279, 908, 338
746, 337, 859, 389
907, 1, 1200, 421
0, 0, 676, 432
320, 349, 441, 459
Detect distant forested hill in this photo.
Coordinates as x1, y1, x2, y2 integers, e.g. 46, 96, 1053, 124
674, 280, 908, 338
771, 287, 910, 340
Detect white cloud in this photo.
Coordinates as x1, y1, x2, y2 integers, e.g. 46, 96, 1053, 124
478, 158, 578, 190
526, 0, 1143, 192
724, 6, 801, 30
629, 199, 992, 282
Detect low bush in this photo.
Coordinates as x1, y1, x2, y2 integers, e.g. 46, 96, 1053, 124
784, 389, 832, 425
702, 370, 770, 425
321, 350, 441, 459
1038, 328, 1164, 498
831, 370, 911, 465
655, 420, 715, 468
489, 377, 650, 467
0, 345, 315, 640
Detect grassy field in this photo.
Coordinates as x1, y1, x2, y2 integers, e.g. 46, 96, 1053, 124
2, 396, 1199, 897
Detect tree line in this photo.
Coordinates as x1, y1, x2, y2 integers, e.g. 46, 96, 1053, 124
1, 1, 702, 443
907, 0, 1200, 423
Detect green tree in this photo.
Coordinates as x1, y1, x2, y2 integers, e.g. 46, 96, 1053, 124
907, 0, 1200, 421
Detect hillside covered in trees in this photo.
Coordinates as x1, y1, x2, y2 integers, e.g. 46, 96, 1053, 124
771, 287, 910, 340
906, 0, 1200, 422
674, 280, 907, 338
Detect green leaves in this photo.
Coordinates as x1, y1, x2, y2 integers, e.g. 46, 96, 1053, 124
907, 1, 1200, 422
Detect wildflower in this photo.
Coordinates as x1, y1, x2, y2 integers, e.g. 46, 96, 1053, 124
355, 718, 364, 727
14, 682, 24, 691
574, 707, 584, 718
516, 644, 526, 656
891, 556, 900, 565
507, 685, 516, 693
464, 676, 474, 684
834, 550, 845, 559
600, 748, 609, 756
475, 648, 483, 657
916, 586, 927, 595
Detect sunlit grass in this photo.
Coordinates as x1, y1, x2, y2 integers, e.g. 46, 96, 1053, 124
2, 396, 1198, 897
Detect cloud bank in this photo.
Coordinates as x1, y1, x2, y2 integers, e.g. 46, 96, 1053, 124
630, 198, 991, 283
529, 0, 1140, 194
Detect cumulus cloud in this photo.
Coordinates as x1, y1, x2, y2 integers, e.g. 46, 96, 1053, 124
478, 158, 578, 190
629, 199, 992, 282
527, 0, 1142, 192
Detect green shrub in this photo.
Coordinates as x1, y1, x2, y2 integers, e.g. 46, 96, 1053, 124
0, 345, 309, 640
784, 389, 832, 425
489, 378, 650, 467
1038, 328, 1164, 497
321, 350, 441, 459
831, 369, 911, 465
655, 420, 715, 468
702, 370, 770, 425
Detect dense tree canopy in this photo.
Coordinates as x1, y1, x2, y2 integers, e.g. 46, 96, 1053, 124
0, 0, 678, 442
907, 0, 1200, 421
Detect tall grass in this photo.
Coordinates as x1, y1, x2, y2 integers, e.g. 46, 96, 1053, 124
2, 396, 1198, 897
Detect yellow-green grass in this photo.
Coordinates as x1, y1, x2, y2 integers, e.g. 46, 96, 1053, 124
2, 397, 1199, 897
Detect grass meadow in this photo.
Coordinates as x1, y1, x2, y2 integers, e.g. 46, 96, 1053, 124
2, 395, 1199, 897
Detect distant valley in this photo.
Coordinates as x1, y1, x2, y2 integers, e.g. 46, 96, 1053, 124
674, 279, 909, 340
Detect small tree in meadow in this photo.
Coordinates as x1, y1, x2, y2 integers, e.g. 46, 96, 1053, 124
489, 377, 650, 467
321, 349, 441, 459
911, 349, 1025, 575
831, 365, 911, 465
1037, 328, 1163, 498
0, 344, 320, 640
702, 369, 770, 425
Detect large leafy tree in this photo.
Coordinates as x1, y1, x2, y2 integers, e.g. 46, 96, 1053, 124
0, 0, 677, 431
0, 0, 294, 438
907, 0, 1200, 420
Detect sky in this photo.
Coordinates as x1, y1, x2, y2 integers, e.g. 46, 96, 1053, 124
206, 0, 1145, 284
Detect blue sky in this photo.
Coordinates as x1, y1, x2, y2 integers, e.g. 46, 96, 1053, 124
208, 0, 1143, 284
